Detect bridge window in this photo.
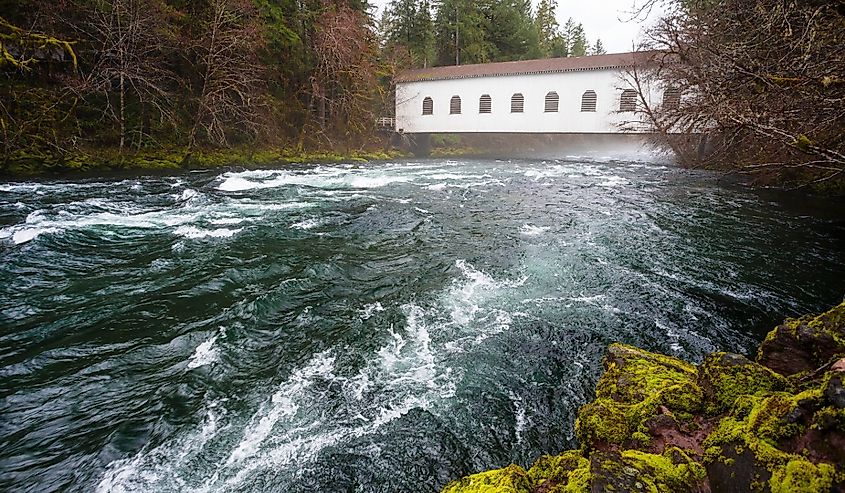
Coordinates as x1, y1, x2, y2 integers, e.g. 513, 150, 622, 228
581, 90, 597, 112
511, 93, 524, 113
450, 96, 462, 115
479, 94, 492, 114
663, 86, 681, 110
422, 97, 433, 115
619, 89, 637, 112
544, 92, 559, 112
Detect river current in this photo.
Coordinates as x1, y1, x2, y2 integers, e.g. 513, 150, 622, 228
1, 158, 843, 492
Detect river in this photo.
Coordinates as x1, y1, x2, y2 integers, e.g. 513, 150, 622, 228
1, 158, 843, 492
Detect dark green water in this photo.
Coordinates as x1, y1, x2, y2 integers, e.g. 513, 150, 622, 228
1, 159, 843, 492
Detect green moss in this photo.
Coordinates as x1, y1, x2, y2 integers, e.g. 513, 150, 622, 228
769, 458, 835, 493
793, 134, 814, 152
702, 372, 842, 487
1, 145, 409, 176
575, 398, 632, 446
699, 353, 789, 414
441, 465, 532, 493
759, 301, 845, 359
804, 301, 845, 344
811, 406, 845, 432
620, 448, 707, 491
576, 344, 703, 450
526, 451, 590, 492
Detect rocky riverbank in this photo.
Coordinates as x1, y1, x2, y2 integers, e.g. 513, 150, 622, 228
0, 147, 409, 177
443, 302, 845, 493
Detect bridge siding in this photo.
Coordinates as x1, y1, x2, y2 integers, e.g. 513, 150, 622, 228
395, 68, 662, 135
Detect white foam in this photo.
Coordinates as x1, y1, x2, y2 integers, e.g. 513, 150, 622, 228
187, 334, 220, 369
427, 173, 479, 180
226, 352, 335, 465
6, 227, 58, 245
291, 218, 321, 230
359, 302, 385, 320
217, 168, 411, 192
174, 226, 242, 239
447, 259, 527, 326
209, 217, 248, 226
0, 206, 206, 245
229, 201, 313, 211
519, 224, 551, 236
597, 175, 630, 188
510, 391, 527, 446
176, 188, 200, 201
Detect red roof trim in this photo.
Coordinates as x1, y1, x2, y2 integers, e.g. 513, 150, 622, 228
396, 51, 661, 83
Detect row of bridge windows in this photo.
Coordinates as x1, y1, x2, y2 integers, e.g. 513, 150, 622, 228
423, 89, 680, 116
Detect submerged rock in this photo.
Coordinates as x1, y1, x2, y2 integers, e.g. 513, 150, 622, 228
441, 302, 845, 493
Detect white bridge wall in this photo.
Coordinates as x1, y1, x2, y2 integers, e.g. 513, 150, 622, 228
395, 68, 659, 134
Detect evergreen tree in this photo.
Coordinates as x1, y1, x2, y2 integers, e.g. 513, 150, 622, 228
384, 0, 418, 57
568, 22, 588, 56
590, 38, 606, 55
414, 0, 435, 67
533, 0, 559, 57
382, 0, 435, 68
486, 0, 540, 61
433, 0, 490, 65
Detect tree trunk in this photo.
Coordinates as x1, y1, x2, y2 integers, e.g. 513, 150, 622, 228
119, 71, 125, 152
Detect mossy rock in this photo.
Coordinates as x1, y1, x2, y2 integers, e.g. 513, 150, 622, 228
757, 301, 845, 377
441, 464, 532, 493
526, 450, 590, 492
770, 458, 837, 493
589, 449, 707, 493
702, 371, 845, 492
698, 352, 789, 415
576, 344, 703, 450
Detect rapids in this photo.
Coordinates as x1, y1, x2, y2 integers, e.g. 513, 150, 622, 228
1, 158, 843, 492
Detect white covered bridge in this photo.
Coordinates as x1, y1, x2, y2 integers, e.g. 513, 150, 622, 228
394, 51, 677, 137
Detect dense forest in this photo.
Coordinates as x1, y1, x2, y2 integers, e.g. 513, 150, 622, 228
0, 0, 603, 172
3, 0, 843, 190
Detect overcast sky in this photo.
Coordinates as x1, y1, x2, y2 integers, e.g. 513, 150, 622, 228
369, 0, 667, 54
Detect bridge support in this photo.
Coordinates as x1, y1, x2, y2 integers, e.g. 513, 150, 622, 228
407, 133, 431, 158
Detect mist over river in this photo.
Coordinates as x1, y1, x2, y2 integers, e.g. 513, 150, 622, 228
1, 158, 843, 492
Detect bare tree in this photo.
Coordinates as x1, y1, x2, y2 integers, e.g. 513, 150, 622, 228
634, 0, 845, 188
68, 0, 176, 152
309, 1, 380, 146
187, 0, 266, 149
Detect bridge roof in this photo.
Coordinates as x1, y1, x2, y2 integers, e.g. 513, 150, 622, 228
396, 51, 661, 83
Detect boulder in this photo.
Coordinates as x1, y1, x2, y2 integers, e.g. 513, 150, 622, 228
441, 464, 533, 493
698, 352, 789, 415
757, 301, 845, 376
575, 344, 703, 451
